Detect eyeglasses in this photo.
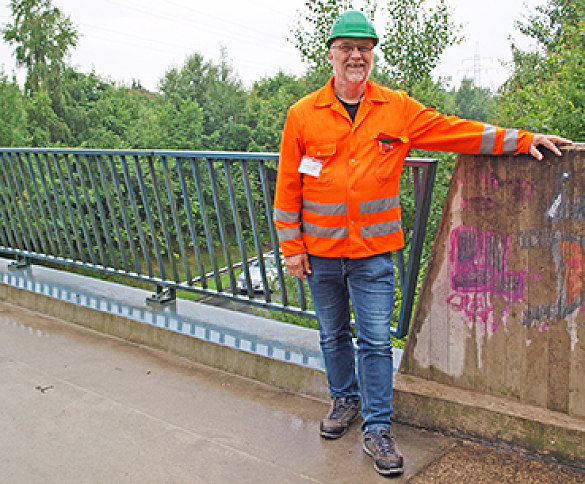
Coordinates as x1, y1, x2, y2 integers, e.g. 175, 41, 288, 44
331, 44, 374, 54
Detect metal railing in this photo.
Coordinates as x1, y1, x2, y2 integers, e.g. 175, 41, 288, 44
0, 148, 437, 338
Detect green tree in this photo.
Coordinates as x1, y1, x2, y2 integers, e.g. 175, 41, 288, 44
159, 49, 251, 151
380, 0, 462, 89
2, 0, 79, 96
0, 73, 30, 146
515, 0, 583, 53
497, 0, 584, 139
445, 78, 496, 122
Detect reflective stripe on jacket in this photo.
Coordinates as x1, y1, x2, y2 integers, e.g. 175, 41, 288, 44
273, 78, 534, 259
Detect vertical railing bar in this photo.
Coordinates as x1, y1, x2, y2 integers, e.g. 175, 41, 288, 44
0, 153, 20, 248
206, 159, 232, 293
25, 153, 56, 255
240, 160, 270, 301
120, 154, 152, 278
190, 159, 217, 290
86, 155, 118, 269
258, 160, 290, 306
54, 153, 87, 262
134, 155, 159, 279
35, 153, 62, 256
414, 166, 424, 210
395, 161, 438, 338
17, 153, 47, 254
64, 154, 97, 265
74, 154, 107, 266
296, 279, 308, 311
0, 180, 10, 246
163, 157, 191, 282
152, 155, 180, 283
137, 155, 165, 280
131, 155, 159, 279
107, 154, 141, 275
97, 155, 129, 272
44, 153, 76, 259
176, 156, 206, 286
5, 152, 36, 252
224, 160, 249, 296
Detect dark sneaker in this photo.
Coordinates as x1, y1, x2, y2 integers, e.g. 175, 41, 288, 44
319, 397, 360, 439
363, 428, 404, 476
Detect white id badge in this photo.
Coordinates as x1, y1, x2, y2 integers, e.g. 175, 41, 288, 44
298, 156, 323, 178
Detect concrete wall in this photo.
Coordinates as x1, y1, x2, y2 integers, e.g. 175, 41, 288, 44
400, 145, 585, 462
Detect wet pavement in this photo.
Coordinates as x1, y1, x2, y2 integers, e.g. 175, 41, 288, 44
2, 301, 584, 483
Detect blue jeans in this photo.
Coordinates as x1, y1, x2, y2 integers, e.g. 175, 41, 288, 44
307, 253, 395, 434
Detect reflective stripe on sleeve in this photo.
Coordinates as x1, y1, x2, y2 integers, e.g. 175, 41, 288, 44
302, 199, 347, 216
480, 124, 498, 154
274, 207, 301, 224
361, 196, 400, 215
361, 220, 402, 239
277, 226, 302, 242
503, 129, 519, 154
302, 222, 348, 239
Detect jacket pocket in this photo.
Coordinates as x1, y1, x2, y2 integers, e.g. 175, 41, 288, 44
306, 143, 336, 159
304, 143, 337, 186
375, 133, 408, 183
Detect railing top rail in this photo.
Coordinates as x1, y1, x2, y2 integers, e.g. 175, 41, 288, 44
0, 148, 437, 166
0, 147, 281, 161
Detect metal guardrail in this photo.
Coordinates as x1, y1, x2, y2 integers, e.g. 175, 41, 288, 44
0, 148, 436, 338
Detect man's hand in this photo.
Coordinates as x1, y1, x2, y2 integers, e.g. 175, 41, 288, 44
284, 253, 311, 280
529, 134, 572, 160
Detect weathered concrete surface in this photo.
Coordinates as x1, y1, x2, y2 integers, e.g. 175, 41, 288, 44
3, 301, 584, 483
402, 144, 585, 465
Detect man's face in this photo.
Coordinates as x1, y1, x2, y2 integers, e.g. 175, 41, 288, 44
329, 37, 375, 84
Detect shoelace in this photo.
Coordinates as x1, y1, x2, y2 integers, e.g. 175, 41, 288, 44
374, 430, 396, 455
330, 399, 351, 419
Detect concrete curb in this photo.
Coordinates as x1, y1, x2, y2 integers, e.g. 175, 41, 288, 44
394, 373, 585, 468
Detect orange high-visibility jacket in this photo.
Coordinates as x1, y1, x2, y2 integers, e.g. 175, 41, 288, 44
273, 78, 534, 259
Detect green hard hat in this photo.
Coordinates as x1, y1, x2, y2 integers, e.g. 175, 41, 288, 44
327, 10, 379, 47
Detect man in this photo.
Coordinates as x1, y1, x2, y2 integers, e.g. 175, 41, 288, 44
273, 10, 571, 477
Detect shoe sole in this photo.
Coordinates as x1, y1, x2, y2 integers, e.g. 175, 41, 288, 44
363, 443, 404, 476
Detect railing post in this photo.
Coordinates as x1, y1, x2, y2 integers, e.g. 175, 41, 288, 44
146, 284, 176, 306
8, 255, 30, 270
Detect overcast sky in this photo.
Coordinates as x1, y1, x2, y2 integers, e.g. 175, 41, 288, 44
0, 0, 542, 92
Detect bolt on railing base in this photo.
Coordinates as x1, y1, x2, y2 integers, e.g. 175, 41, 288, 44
8, 257, 30, 271
146, 285, 177, 307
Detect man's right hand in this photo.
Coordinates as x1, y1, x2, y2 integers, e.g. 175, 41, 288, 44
284, 253, 311, 280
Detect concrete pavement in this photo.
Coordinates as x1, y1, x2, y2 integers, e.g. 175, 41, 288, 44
2, 301, 585, 483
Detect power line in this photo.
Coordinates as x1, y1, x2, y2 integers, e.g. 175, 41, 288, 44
98, 0, 292, 49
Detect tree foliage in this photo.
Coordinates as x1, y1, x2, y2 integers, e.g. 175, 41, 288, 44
2, 0, 78, 95
380, 0, 462, 89
497, 0, 584, 139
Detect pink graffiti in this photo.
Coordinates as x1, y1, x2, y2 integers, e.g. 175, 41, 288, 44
485, 173, 534, 202
460, 173, 535, 212
450, 226, 527, 301
447, 293, 509, 333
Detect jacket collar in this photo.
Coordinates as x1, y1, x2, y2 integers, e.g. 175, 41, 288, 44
315, 77, 388, 107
